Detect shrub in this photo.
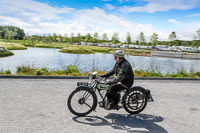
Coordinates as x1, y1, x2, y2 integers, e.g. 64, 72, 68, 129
16, 65, 34, 74
64, 65, 79, 74
0, 69, 11, 75
0, 69, 4, 74
196, 72, 200, 77
5, 70, 11, 74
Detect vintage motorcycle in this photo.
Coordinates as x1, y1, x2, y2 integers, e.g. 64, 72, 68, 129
67, 72, 154, 116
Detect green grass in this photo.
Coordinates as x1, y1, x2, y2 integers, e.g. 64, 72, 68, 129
34, 43, 68, 49
60, 45, 94, 54
0, 51, 14, 57
0, 42, 27, 50
0, 46, 14, 57
134, 70, 163, 77
124, 49, 151, 56
86, 46, 111, 53
1, 64, 200, 78
15, 64, 89, 76
134, 69, 200, 78
60, 45, 112, 54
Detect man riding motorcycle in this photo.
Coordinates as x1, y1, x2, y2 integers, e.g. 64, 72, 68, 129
100, 50, 134, 109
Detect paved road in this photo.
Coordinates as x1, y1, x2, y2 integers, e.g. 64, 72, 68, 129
0, 79, 199, 133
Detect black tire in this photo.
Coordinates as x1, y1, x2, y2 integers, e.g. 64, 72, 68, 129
67, 87, 97, 116
123, 87, 147, 114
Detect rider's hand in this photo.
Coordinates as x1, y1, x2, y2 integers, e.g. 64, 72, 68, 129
106, 81, 112, 86
98, 75, 105, 78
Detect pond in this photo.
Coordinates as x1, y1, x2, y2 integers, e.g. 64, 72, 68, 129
0, 47, 200, 74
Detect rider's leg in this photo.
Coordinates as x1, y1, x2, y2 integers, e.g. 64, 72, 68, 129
109, 84, 126, 106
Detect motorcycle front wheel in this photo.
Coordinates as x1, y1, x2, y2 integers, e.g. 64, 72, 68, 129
123, 87, 147, 114
67, 87, 97, 116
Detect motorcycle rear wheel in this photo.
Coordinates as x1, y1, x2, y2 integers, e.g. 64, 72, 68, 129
123, 87, 147, 114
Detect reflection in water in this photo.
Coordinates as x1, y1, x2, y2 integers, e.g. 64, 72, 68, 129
0, 47, 200, 74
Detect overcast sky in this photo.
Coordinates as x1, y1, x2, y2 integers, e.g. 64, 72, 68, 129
0, 0, 200, 41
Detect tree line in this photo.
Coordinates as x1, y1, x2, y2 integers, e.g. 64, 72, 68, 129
0, 25, 200, 47
0, 26, 25, 40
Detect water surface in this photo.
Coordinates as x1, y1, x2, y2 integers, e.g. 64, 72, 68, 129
0, 47, 200, 74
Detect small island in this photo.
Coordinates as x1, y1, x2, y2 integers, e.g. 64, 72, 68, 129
0, 46, 14, 57
59, 45, 94, 54
59, 45, 111, 54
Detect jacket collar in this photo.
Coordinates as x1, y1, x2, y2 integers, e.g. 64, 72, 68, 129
117, 58, 125, 65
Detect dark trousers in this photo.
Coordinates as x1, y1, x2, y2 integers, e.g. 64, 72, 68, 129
107, 84, 127, 104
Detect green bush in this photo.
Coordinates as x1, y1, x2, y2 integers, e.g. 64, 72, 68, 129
0, 46, 14, 57
15, 64, 81, 76
16, 65, 34, 74
5, 70, 11, 74
0, 51, 14, 57
64, 65, 79, 74
3, 64, 200, 78
196, 72, 200, 77
0, 69, 4, 74
0, 69, 11, 74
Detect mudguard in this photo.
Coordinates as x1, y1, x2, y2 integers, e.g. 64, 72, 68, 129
76, 85, 94, 93
130, 86, 154, 102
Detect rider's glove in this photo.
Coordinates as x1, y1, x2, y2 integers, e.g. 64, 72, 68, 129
106, 81, 113, 86
99, 74, 106, 78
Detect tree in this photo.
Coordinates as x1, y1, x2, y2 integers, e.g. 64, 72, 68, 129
192, 40, 200, 47
126, 32, 132, 44
58, 34, 63, 42
85, 33, 92, 42
77, 33, 82, 42
93, 32, 98, 39
52, 33, 57, 42
47, 34, 52, 42
150, 32, 158, 46
70, 33, 74, 43
5, 30, 13, 40
137, 32, 145, 45
92, 32, 98, 43
15, 27, 25, 40
63, 33, 69, 42
0, 26, 25, 40
111, 32, 119, 44
169, 31, 177, 41
102, 33, 108, 42
194, 29, 200, 40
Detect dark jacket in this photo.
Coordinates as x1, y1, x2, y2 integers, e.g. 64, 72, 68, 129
102, 58, 134, 88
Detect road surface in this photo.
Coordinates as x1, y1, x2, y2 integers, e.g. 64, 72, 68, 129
0, 78, 199, 133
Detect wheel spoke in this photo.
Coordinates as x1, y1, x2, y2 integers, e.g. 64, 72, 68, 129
84, 102, 92, 109
83, 91, 91, 101
123, 88, 147, 114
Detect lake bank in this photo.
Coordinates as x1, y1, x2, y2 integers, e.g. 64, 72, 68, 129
0, 42, 27, 57
1, 47, 200, 75
1, 41, 200, 59
0, 42, 27, 50
1, 64, 200, 78
151, 51, 200, 59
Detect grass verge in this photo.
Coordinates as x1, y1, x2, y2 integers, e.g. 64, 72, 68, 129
1, 65, 200, 78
